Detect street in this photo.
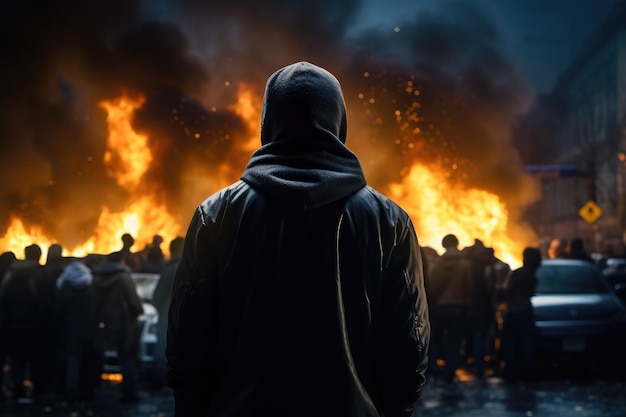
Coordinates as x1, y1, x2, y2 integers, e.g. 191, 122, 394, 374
1, 369, 625, 417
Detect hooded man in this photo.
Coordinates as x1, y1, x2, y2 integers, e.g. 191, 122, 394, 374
167, 61, 430, 417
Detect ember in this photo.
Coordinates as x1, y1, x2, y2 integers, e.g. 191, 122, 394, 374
0, 1, 542, 268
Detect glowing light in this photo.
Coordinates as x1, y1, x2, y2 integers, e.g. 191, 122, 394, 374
0, 92, 181, 258
389, 164, 523, 268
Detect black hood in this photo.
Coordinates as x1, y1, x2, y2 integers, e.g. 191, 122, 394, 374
241, 62, 366, 212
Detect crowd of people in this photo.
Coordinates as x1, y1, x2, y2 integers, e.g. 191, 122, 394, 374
422, 233, 618, 396
0, 227, 617, 405
0, 228, 613, 403
0, 233, 184, 404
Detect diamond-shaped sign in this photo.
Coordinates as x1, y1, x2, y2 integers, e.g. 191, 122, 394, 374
579, 200, 602, 224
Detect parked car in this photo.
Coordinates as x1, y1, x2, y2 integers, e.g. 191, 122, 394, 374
102, 273, 160, 374
531, 259, 626, 374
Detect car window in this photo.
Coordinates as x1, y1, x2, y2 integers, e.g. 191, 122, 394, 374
536, 264, 610, 295
131, 273, 160, 301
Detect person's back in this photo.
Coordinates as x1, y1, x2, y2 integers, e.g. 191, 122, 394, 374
0, 244, 42, 399
502, 247, 541, 380
425, 234, 472, 389
55, 261, 95, 401
167, 62, 430, 417
92, 255, 143, 402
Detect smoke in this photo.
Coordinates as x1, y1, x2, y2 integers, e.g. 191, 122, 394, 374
0, 0, 538, 251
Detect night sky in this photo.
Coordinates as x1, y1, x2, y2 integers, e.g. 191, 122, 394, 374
0, 0, 618, 250
358, 0, 617, 93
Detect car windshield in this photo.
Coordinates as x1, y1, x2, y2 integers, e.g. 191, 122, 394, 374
131, 273, 160, 301
536, 264, 610, 295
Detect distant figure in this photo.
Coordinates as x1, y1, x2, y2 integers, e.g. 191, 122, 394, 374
140, 235, 165, 273
0, 251, 16, 399
55, 261, 95, 402
501, 247, 541, 380
33, 243, 67, 395
464, 239, 497, 378
547, 238, 566, 259
110, 233, 142, 271
167, 62, 430, 417
150, 236, 184, 390
427, 234, 473, 393
92, 253, 144, 403
566, 237, 593, 263
0, 251, 16, 287
0, 244, 43, 400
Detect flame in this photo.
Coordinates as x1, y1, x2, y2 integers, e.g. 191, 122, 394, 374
0, 85, 525, 268
228, 83, 261, 153
102, 94, 151, 190
0, 93, 181, 259
389, 164, 523, 268
0, 219, 54, 258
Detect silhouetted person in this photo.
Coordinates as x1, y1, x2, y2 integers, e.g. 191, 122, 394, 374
0, 250, 16, 399
150, 236, 184, 390
92, 252, 144, 403
110, 233, 142, 271
55, 261, 95, 402
464, 239, 497, 378
0, 251, 16, 287
0, 244, 43, 401
547, 238, 566, 259
501, 247, 541, 380
566, 237, 593, 263
427, 234, 473, 393
167, 62, 430, 417
140, 234, 165, 273
32, 243, 67, 396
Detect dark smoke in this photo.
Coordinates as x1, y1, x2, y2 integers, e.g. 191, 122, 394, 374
0, 0, 537, 251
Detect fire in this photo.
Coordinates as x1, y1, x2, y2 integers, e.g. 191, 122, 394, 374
0, 219, 54, 258
389, 164, 523, 268
0, 85, 525, 268
102, 94, 151, 190
0, 93, 181, 259
228, 83, 261, 154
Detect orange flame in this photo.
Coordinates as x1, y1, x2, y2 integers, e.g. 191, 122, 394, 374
102, 94, 151, 190
389, 164, 523, 267
0, 93, 181, 259
0, 85, 527, 267
228, 83, 261, 154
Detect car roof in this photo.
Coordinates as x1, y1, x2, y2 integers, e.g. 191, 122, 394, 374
540, 259, 597, 267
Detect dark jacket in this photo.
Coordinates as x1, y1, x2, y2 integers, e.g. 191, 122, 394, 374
504, 248, 541, 315
0, 260, 42, 331
92, 262, 143, 353
56, 261, 94, 353
427, 248, 473, 308
464, 244, 497, 324
167, 62, 430, 417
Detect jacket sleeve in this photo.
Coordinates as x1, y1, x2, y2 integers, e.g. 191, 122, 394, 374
377, 217, 430, 416
166, 206, 220, 413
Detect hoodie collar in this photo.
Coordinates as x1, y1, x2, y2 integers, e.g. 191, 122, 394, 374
240, 62, 366, 211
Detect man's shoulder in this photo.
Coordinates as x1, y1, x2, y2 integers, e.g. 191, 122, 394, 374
196, 181, 250, 217
348, 186, 408, 215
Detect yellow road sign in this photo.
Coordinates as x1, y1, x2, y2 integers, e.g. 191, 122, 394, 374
579, 200, 602, 224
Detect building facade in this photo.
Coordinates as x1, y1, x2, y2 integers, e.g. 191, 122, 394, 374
521, 3, 626, 254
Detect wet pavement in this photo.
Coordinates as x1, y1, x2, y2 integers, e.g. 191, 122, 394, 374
1, 371, 625, 417
415, 373, 626, 417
